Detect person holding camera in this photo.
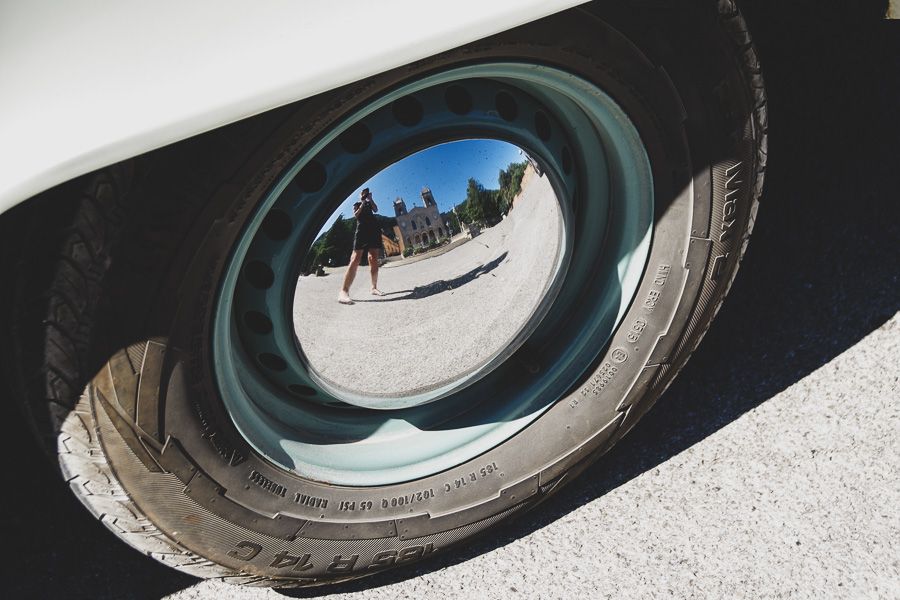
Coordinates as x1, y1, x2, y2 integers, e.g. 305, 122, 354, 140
338, 187, 385, 304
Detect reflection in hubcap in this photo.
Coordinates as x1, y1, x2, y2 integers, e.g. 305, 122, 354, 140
293, 140, 565, 408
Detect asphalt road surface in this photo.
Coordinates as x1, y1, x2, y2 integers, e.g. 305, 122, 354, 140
2, 3, 897, 598
293, 167, 561, 400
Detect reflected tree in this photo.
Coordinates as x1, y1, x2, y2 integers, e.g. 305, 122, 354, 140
498, 161, 527, 215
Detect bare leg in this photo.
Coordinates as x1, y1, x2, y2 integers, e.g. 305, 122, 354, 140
339, 250, 364, 304
369, 249, 383, 295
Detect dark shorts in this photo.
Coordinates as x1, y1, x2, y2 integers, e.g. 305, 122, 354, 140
353, 226, 382, 251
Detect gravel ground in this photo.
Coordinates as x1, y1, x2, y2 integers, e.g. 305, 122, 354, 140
2, 3, 897, 599
293, 167, 561, 399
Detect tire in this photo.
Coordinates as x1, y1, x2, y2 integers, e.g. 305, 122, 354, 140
5, 0, 766, 587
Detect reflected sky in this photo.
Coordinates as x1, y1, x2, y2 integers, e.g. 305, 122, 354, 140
317, 139, 523, 235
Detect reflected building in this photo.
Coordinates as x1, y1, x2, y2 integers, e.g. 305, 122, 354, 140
393, 187, 447, 253
381, 233, 401, 257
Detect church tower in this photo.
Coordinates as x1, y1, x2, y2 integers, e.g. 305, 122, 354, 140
421, 187, 437, 208
393, 197, 408, 217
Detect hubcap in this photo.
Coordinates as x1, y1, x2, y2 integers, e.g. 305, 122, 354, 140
213, 63, 653, 486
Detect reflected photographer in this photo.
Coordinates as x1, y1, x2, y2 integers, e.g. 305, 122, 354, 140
338, 187, 384, 304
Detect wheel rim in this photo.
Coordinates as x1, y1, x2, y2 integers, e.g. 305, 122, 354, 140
212, 63, 654, 486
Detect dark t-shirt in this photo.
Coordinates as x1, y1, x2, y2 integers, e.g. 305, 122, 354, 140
353, 200, 382, 249
356, 200, 376, 227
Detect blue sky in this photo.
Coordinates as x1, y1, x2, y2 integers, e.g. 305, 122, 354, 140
318, 139, 523, 235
